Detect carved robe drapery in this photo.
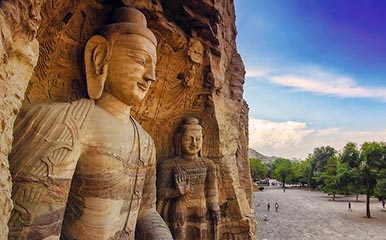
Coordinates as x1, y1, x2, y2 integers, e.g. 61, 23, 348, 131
157, 156, 219, 239
9, 99, 163, 239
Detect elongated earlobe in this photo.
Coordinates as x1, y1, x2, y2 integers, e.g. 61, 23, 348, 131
84, 35, 109, 100
175, 133, 181, 156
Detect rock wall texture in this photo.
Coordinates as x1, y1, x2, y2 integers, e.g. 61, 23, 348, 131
1, 0, 256, 239
0, 1, 43, 238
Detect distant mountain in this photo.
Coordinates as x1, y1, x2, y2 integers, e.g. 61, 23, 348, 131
248, 148, 277, 164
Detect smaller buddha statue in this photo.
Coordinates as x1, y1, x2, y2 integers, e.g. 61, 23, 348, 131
157, 117, 220, 240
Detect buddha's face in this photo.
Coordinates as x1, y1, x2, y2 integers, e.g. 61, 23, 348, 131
105, 34, 156, 106
187, 39, 203, 64
180, 127, 202, 157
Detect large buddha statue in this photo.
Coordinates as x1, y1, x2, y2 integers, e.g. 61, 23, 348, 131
157, 117, 221, 240
8, 7, 173, 240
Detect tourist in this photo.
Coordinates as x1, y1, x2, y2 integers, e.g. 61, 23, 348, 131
275, 202, 279, 212
267, 202, 271, 211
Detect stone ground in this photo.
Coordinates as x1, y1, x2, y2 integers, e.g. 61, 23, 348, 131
254, 186, 386, 240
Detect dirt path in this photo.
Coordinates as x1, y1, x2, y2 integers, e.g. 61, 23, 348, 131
254, 186, 386, 240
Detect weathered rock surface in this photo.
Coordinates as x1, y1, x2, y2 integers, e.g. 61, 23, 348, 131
1, 0, 256, 239
0, 1, 43, 238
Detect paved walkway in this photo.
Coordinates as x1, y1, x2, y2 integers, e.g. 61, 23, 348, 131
254, 186, 386, 240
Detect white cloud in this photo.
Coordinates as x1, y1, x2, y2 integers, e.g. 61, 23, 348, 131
249, 117, 386, 159
314, 128, 340, 136
270, 75, 386, 101
249, 118, 314, 153
245, 68, 271, 79
246, 65, 386, 102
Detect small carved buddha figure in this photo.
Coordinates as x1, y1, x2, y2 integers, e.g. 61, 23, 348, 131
183, 39, 204, 87
8, 7, 172, 240
157, 117, 220, 240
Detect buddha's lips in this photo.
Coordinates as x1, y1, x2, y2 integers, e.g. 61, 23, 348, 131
137, 82, 149, 91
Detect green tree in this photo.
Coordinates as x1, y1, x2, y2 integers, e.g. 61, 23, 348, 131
360, 142, 386, 218
374, 178, 386, 201
340, 142, 361, 168
272, 158, 293, 189
307, 154, 316, 189
292, 158, 311, 187
336, 162, 364, 201
249, 158, 267, 181
308, 146, 336, 189
338, 142, 364, 201
313, 146, 337, 172
320, 156, 339, 200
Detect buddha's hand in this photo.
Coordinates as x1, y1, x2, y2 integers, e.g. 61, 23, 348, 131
175, 172, 191, 195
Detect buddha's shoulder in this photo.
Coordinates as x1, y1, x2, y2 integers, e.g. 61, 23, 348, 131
128, 115, 154, 142
17, 99, 94, 126
159, 157, 181, 167
20, 98, 94, 115
90, 105, 154, 144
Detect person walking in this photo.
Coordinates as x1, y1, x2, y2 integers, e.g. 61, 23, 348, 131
382, 199, 385, 208
275, 202, 279, 212
267, 202, 271, 212
348, 202, 352, 212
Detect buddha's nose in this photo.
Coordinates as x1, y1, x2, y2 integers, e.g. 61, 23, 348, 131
144, 66, 156, 83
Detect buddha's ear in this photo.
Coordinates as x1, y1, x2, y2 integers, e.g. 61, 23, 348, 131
175, 132, 181, 156
84, 35, 109, 100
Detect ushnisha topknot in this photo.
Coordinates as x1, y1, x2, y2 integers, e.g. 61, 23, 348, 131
180, 116, 202, 132
97, 7, 157, 46
182, 116, 200, 126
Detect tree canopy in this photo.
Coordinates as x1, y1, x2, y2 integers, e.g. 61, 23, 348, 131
249, 158, 267, 181
360, 142, 386, 218
272, 158, 293, 188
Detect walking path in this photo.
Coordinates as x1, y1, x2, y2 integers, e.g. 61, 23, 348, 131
254, 186, 386, 240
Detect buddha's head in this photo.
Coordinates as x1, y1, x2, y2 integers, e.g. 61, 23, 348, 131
187, 38, 204, 64
85, 7, 157, 107
175, 117, 203, 157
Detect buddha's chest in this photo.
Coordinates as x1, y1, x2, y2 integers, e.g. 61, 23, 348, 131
185, 167, 208, 186
71, 143, 147, 201
79, 109, 144, 166
71, 113, 147, 199
176, 161, 208, 186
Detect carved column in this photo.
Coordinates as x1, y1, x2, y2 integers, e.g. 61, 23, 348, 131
0, 1, 43, 238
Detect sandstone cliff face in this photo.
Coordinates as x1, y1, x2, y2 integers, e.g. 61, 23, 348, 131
0, 1, 42, 238
1, 0, 255, 239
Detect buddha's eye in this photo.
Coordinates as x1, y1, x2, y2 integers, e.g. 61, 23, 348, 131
129, 54, 147, 66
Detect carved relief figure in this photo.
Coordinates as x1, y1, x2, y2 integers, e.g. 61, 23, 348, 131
157, 117, 220, 240
183, 38, 204, 87
8, 7, 172, 240
187, 38, 204, 64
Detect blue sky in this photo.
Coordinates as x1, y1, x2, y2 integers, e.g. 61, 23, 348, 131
235, 0, 386, 159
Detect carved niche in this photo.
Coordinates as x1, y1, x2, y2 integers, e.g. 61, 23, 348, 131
19, 0, 256, 239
